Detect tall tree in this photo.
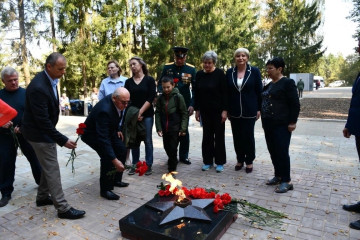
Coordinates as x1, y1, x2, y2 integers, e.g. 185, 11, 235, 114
18, 0, 31, 85
261, 0, 324, 76
145, 0, 259, 77
58, 0, 92, 97
349, 0, 360, 37
0, 0, 41, 85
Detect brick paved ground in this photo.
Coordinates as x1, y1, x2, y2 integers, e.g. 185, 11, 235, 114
1, 112, 360, 239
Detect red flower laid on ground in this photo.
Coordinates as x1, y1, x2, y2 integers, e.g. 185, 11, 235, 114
156, 181, 287, 226
157, 185, 231, 213
67, 123, 86, 173
135, 161, 148, 176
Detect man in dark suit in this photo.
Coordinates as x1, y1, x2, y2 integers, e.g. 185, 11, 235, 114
22, 53, 85, 219
0, 67, 41, 207
81, 87, 129, 200
342, 39, 360, 230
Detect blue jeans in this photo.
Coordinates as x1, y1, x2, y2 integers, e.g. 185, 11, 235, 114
131, 116, 154, 167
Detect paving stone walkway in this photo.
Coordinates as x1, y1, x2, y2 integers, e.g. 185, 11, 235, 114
1, 113, 360, 240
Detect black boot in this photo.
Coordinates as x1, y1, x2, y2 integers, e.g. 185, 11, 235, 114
0, 195, 11, 207
350, 220, 360, 230
343, 202, 360, 213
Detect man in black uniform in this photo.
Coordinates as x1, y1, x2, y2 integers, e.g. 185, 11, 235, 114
159, 47, 196, 164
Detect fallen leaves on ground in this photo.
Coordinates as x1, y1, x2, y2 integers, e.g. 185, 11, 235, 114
300, 98, 350, 119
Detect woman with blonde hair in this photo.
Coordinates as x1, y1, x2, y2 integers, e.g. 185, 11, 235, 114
225, 48, 263, 173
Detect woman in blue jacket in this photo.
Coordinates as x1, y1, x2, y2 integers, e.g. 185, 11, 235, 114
226, 48, 262, 173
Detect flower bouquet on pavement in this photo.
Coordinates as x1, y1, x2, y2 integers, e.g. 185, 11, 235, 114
67, 123, 86, 173
134, 161, 148, 176
108, 161, 148, 178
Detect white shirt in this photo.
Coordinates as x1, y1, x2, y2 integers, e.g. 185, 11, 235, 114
237, 78, 244, 88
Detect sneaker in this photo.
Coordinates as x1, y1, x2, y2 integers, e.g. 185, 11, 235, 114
216, 165, 224, 173
202, 165, 212, 171
145, 167, 152, 176
128, 167, 136, 175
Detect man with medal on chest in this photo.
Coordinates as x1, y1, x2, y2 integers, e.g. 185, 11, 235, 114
159, 46, 196, 165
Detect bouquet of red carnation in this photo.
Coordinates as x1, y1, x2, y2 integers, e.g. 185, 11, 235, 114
157, 183, 286, 227
135, 161, 148, 176
67, 123, 86, 173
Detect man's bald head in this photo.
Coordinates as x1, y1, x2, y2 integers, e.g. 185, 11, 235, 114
112, 87, 130, 110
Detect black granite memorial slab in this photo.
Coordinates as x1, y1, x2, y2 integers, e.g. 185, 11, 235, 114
119, 195, 238, 240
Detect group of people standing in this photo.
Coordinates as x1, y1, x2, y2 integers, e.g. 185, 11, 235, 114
192, 48, 300, 194
0, 46, 300, 221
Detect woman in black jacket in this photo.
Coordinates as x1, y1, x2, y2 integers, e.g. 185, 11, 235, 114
194, 51, 228, 173
261, 57, 300, 193
226, 48, 263, 173
125, 56, 156, 176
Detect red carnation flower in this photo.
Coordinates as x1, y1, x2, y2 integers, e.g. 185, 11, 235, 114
76, 128, 84, 135
174, 78, 179, 83
135, 161, 148, 176
214, 198, 222, 206
220, 193, 232, 204
67, 122, 86, 173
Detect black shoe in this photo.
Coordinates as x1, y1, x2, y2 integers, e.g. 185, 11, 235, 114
36, 196, 53, 207
58, 207, 86, 219
114, 181, 129, 188
235, 163, 243, 171
128, 167, 136, 175
266, 177, 281, 185
180, 159, 191, 165
343, 202, 360, 213
145, 167, 152, 176
100, 190, 120, 200
0, 195, 11, 207
350, 220, 360, 230
275, 182, 294, 193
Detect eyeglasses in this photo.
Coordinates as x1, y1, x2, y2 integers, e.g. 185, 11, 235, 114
120, 100, 131, 105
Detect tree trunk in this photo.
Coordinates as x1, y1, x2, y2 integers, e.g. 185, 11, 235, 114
140, 0, 146, 54
50, 5, 56, 52
18, 0, 30, 86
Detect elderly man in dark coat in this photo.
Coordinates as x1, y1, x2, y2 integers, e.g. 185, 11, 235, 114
81, 87, 129, 200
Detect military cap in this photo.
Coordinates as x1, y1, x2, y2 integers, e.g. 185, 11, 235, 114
172, 46, 189, 58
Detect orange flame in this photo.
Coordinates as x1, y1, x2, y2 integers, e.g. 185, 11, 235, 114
176, 223, 185, 229
161, 172, 186, 202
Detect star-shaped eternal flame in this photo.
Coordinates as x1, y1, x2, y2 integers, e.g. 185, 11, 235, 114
146, 198, 213, 226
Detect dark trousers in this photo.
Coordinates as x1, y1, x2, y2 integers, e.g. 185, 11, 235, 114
356, 136, 360, 161
0, 133, 41, 197
298, 89, 303, 98
201, 110, 226, 165
179, 128, 189, 160
82, 135, 126, 192
230, 117, 256, 165
163, 131, 180, 172
262, 119, 292, 183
